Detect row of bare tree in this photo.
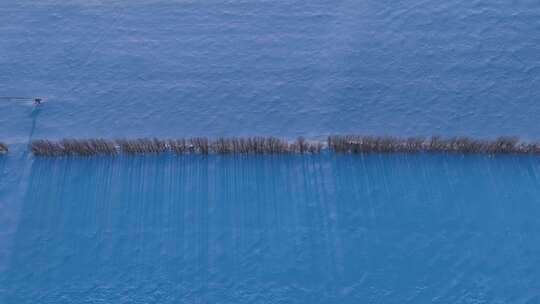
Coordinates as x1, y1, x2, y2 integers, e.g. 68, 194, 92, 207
30, 137, 323, 156
328, 135, 540, 154
13, 135, 540, 157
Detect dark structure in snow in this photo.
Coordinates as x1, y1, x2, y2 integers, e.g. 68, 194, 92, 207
0, 142, 8, 154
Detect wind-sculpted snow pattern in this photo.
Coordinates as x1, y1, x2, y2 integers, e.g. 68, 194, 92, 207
2, 155, 540, 303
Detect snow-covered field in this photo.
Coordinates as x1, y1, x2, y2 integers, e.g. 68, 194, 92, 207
1, 0, 540, 303
1, 0, 540, 142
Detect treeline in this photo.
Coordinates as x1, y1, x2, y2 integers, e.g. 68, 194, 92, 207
11, 135, 540, 157
30, 137, 323, 156
328, 135, 540, 154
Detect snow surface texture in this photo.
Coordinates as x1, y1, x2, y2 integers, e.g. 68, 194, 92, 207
1, 0, 540, 142
2, 1, 540, 303
3, 155, 540, 303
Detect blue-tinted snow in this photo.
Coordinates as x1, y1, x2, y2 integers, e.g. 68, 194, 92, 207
1, 0, 540, 141
2, 1, 540, 303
